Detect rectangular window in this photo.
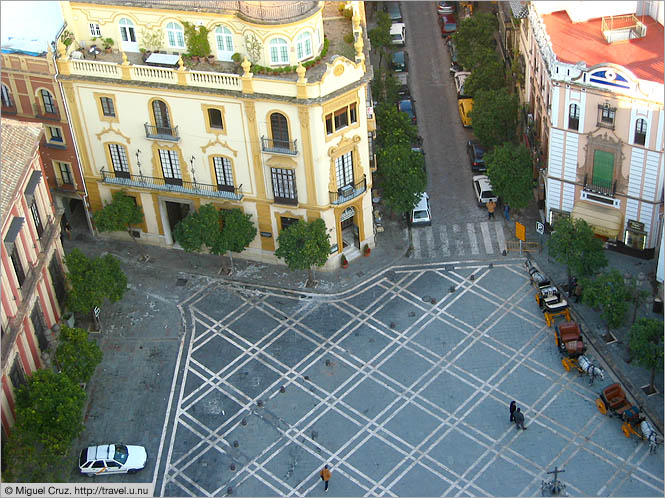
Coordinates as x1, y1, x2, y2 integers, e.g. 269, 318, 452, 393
325, 103, 358, 135
41, 90, 55, 114
30, 305, 48, 351
100, 97, 115, 117
10, 246, 25, 287
89, 23, 101, 37
30, 200, 44, 238
634, 119, 647, 146
592, 150, 614, 189
158, 149, 182, 185
598, 105, 616, 128
213, 156, 234, 192
108, 144, 130, 179
48, 255, 67, 306
59, 162, 73, 185
280, 216, 299, 231
568, 104, 579, 131
208, 108, 223, 129
9, 359, 26, 390
271, 168, 297, 205
335, 151, 354, 189
48, 126, 63, 142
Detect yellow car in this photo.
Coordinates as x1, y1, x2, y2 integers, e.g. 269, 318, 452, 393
458, 98, 473, 128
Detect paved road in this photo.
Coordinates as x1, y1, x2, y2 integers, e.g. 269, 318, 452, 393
153, 260, 663, 496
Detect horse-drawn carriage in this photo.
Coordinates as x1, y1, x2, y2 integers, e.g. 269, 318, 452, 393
596, 383, 660, 453
525, 259, 571, 326
555, 322, 605, 384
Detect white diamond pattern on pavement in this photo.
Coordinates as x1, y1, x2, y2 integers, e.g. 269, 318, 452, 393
157, 261, 664, 497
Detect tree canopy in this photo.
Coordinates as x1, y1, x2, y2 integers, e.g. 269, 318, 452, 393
376, 144, 427, 215
485, 143, 533, 210
368, 11, 392, 67
547, 216, 607, 278
376, 103, 419, 148
274, 218, 331, 285
55, 326, 103, 385
64, 248, 128, 313
93, 190, 147, 259
629, 317, 664, 392
453, 12, 497, 70
14, 369, 86, 455
580, 270, 630, 333
470, 88, 519, 149
219, 208, 257, 272
463, 54, 506, 97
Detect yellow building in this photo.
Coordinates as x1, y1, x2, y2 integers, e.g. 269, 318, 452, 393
56, 0, 376, 267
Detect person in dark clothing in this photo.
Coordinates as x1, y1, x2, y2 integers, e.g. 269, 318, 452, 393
514, 407, 527, 430
509, 401, 517, 422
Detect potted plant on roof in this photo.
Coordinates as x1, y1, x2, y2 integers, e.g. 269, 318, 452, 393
341, 254, 349, 269
183, 21, 211, 64
363, 244, 371, 256
102, 37, 114, 53
139, 28, 164, 62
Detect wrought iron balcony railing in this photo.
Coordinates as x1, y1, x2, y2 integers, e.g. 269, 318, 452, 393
583, 174, 617, 197
261, 136, 298, 155
144, 123, 180, 141
329, 175, 367, 205
100, 168, 243, 201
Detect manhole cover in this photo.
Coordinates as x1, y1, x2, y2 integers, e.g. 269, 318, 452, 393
176, 278, 188, 286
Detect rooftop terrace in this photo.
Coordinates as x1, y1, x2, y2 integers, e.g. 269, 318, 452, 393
542, 10, 664, 84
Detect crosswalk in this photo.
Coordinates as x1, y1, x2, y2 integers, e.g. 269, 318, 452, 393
411, 221, 507, 259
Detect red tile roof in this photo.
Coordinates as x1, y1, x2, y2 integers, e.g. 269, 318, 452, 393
542, 11, 664, 84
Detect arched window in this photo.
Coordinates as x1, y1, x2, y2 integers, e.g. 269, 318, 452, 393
634, 118, 647, 146
295, 31, 312, 61
152, 100, 171, 132
568, 103, 579, 131
270, 113, 290, 148
119, 18, 136, 42
1, 84, 13, 107
269, 38, 289, 65
166, 22, 185, 48
40, 89, 56, 114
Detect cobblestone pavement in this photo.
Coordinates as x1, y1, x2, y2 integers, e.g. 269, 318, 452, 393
154, 260, 663, 497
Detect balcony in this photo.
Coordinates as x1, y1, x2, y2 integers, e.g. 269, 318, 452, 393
330, 175, 366, 205
261, 136, 298, 155
53, 178, 77, 192
100, 168, 243, 201
583, 174, 618, 206
145, 123, 180, 141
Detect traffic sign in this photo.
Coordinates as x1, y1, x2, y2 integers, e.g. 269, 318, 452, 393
536, 221, 545, 235
516, 222, 526, 241
93, 306, 101, 318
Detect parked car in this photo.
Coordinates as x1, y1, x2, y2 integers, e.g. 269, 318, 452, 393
385, 2, 403, 22
439, 14, 457, 37
79, 444, 147, 476
458, 97, 473, 127
447, 39, 462, 74
398, 98, 416, 124
472, 175, 498, 206
409, 192, 431, 226
390, 23, 406, 45
391, 50, 408, 72
437, 1, 456, 14
454, 71, 471, 97
467, 140, 486, 172
396, 72, 410, 98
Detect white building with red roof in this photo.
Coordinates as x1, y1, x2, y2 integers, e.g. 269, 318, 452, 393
519, 1, 663, 257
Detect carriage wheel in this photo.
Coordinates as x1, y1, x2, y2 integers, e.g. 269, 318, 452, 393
561, 358, 571, 371
545, 313, 553, 327
564, 309, 571, 321
554, 330, 559, 347
621, 423, 631, 438
596, 398, 607, 415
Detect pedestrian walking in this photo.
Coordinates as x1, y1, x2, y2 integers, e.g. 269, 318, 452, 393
64, 221, 72, 240
514, 408, 527, 430
509, 400, 517, 422
504, 203, 510, 221
574, 283, 582, 303
320, 464, 331, 492
487, 200, 496, 220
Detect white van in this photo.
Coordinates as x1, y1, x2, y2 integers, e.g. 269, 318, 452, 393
409, 192, 431, 226
390, 23, 406, 46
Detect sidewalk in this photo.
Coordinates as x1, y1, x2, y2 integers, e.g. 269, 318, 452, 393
503, 199, 664, 434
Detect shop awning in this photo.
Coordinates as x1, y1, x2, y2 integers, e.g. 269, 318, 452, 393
571, 201, 623, 238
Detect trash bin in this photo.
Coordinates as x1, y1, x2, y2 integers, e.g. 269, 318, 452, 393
653, 298, 663, 314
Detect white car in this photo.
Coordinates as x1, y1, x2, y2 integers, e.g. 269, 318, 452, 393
409, 192, 431, 226
472, 175, 498, 206
79, 444, 147, 475
390, 23, 406, 45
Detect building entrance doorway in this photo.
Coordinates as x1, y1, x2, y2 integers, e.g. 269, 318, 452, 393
340, 206, 359, 250
164, 201, 190, 245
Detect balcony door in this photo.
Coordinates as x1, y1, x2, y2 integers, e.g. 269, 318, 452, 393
335, 151, 354, 190
270, 113, 290, 151
215, 26, 234, 62
158, 149, 183, 186
152, 100, 172, 135
119, 18, 138, 52
108, 144, 130, 179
